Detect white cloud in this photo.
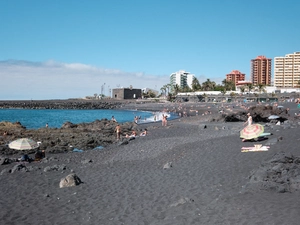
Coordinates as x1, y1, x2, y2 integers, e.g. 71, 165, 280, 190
0, 60, 169, 100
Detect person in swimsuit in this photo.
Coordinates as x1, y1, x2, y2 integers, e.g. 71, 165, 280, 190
140, 129, 148, 136
115, 124, 121, 140
244, 113, 252, 126
242, 113, 253, 142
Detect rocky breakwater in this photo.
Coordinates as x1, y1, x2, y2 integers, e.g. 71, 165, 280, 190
212, 105, 292, 123
0, 119, 138, 155
0, 99, 123, 109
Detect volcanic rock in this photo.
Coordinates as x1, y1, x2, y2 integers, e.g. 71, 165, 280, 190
59, 173, 82, 188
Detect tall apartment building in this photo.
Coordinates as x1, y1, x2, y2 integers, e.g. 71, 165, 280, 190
251, 56, 272, 85
226, 70, 245, 85
274, 52, 300, 88
170, 70, 195, 89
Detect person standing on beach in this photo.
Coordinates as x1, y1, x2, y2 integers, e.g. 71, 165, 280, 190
242, 113, 252, 142
115, 124, 121, 140
162, 114, 168, 126
244, 113, 252, 126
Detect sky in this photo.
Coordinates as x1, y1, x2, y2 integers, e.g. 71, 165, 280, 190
0, 0, 299, 100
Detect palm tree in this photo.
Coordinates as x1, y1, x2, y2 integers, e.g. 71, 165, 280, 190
166, 84, 171, 96
192, 77, 201, 91
202, 79, 216, 91
220, 88, 227, 95
222, 79, 236, 91
174, 84, 181, 95
160, 86, 166, 97
227, 81, 235, 91
240, 86, 246, 94
148, 90, 156, 98
246, 83, 254, 93
257, 84, 266, 93
182, 86, 192, 92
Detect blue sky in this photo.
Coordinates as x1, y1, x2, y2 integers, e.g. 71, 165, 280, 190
1, 0, 299, 100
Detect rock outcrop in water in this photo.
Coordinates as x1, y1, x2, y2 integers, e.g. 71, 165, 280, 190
0, 99, 123, 110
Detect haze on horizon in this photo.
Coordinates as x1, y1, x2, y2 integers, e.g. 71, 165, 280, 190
0, 0, 299, 100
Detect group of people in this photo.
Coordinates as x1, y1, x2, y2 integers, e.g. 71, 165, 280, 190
19, 150, 46, 163
114, 124, 148, 140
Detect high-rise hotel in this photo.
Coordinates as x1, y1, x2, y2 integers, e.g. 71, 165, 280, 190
170, 70, 195, 90
274, 52, 300, 88
226, 70, 245, 85
250, 56, 272, 85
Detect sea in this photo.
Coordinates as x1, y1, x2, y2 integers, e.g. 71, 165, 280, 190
0, 109, 176, 129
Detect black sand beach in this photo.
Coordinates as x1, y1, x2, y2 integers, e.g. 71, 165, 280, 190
1, 101, 300, 225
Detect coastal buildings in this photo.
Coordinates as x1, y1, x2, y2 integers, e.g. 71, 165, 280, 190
235, 80, 253, 92
251, 56, 272, 85
226, 70, 245, 85
274, 52, 300, 88
170, 70, 195, 90
112, 87, 142, 100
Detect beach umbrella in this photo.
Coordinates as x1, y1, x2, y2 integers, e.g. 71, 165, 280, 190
240, 124, 264, 140
8, 138, 39, 150
268, 115, 280, 120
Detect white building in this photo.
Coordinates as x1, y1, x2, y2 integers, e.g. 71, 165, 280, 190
274, 52, 300, 88
170, 70, 195, 90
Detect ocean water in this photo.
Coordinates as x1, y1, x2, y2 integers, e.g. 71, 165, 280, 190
0, 109, 175, 129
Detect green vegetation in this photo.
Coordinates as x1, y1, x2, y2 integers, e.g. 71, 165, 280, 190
159, 77, 275, 98
160, 78, 236, 95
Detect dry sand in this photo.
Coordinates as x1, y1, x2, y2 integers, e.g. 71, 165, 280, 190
1, 101, 300, 225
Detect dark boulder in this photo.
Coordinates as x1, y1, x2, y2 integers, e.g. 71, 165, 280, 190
243, 152, 300, 193
214, 105, 290, 123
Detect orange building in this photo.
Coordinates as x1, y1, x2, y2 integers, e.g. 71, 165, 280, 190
251, 56, 272, 85
226, 70, 246, 85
